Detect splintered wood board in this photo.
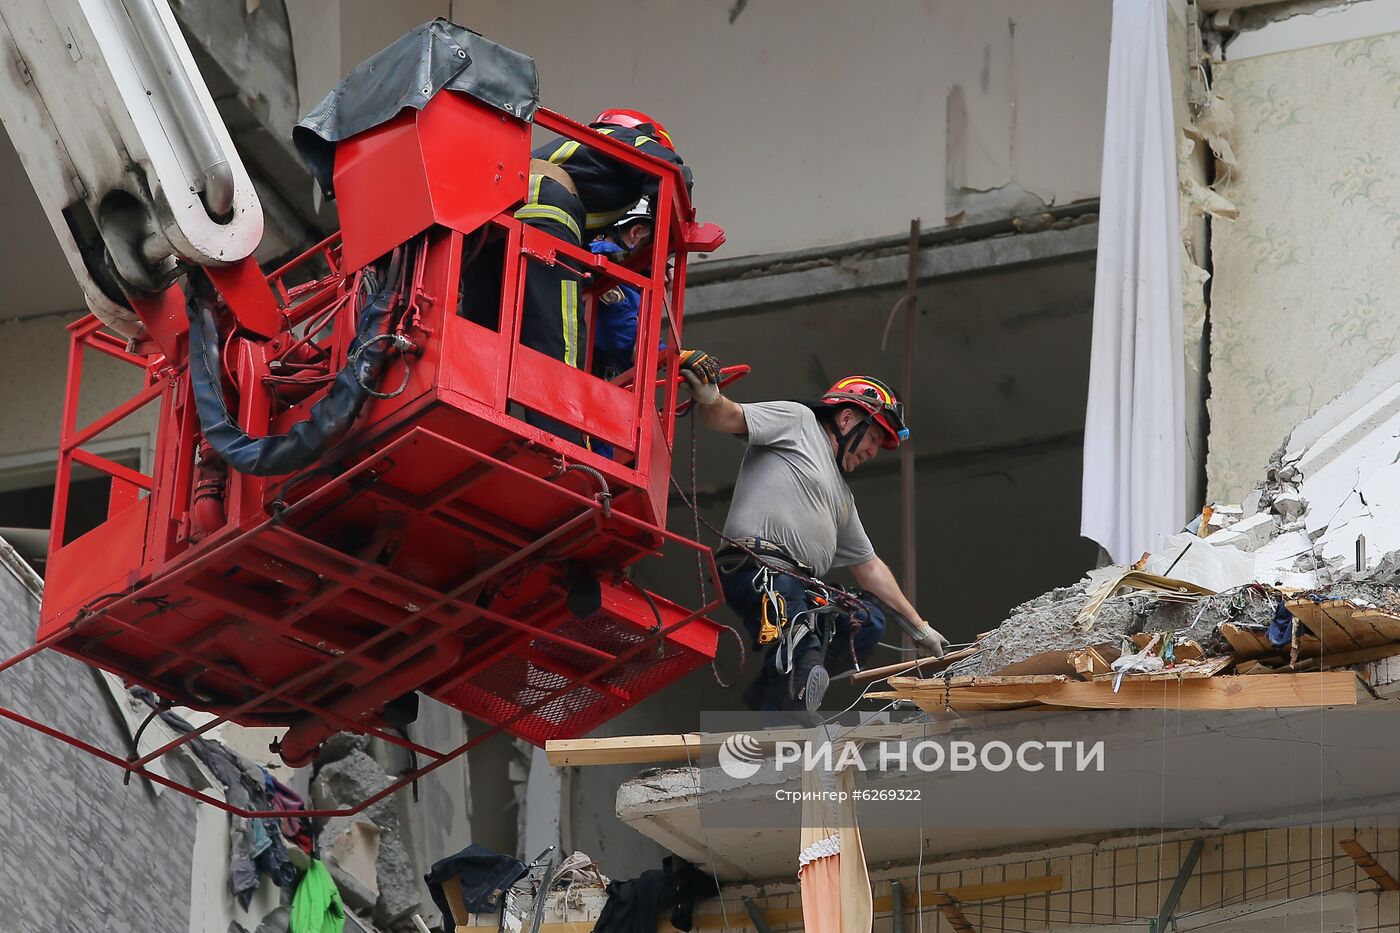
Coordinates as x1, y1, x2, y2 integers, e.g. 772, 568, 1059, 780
993, 642, 1125, 679
1218, 623, 1319, 660
1129, 633, 1206, 662
884, 671, 1359, 712
1223, 600, 1400, 663
1087, 655, 1234, 683
1285, 598, 1400, 653
1070, 644, 1117, 678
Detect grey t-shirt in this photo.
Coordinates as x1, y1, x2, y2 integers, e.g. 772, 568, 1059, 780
721, 401, 875, 576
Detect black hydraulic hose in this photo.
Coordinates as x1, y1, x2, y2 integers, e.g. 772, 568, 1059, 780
185, 263, 398, 477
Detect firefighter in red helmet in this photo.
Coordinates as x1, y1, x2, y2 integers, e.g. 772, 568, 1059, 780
677, 352, 950, 712
496, 108, 692, 445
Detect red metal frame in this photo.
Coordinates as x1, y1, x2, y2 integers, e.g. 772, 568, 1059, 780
5, 93, 734, 813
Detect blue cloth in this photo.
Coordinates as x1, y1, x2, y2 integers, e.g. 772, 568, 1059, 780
718, 561, 884, 710
589, 240, 643, 378
1268, 600, 1295, 648
424, 844, 528, 918
589, 239, 643, 460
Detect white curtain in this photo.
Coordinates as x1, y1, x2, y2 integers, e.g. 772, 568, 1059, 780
1081, 0, 1186, 565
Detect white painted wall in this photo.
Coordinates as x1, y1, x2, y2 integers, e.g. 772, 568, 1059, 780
456, 0, 1109, 257
0, 312, 157, 491
284, 0, 1111, 259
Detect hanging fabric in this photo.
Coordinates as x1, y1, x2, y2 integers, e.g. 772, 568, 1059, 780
797, 740, 872, 932
1080, 0, 1187, 565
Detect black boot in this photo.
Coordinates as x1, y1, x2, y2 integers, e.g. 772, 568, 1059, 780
789, 648, 829, 714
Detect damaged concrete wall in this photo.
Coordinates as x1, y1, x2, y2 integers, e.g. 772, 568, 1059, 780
1173, 2, 1216, 513
401, 0, 1113, 258
1206, 26, 1400, 503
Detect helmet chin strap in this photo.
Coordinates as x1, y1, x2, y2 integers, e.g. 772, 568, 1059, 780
831, 413, 874, 473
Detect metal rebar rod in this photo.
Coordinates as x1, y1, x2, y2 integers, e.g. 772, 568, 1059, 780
901, 219, 920, 621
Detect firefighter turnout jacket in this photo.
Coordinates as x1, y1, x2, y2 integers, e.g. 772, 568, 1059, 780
532, 123, 693, 234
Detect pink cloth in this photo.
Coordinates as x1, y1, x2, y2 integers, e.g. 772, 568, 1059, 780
799, 855, 844, 932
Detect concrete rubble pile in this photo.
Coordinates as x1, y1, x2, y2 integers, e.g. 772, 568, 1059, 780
309, 733, 425, 933
953, 354, 1400, 678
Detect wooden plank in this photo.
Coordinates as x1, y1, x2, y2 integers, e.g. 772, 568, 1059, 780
1284, 599, 1400, 655
1288, 642, 1400, 672
848, 644, 981, 684
547, 733, 711, 766
930, 893, 976, 932
443, 875, 472, 926
1340, 838, 1400, 891
684, 877, 1064, 930
994, 650, 1080, 677
1219, 623, 1278, 660
1288, 600, 1365, 652
886, 672, 1360, 712
1131, 633, 1206, 662
547, 723, 921, 767
1355, 608, 1400, 643
1071, 645, 1114, 678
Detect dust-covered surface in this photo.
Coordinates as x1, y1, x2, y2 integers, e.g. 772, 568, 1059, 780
948, 581, 1282, 676
949, 359, 1400, 678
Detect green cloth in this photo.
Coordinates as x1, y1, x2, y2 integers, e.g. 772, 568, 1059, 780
290, 859, 345, 933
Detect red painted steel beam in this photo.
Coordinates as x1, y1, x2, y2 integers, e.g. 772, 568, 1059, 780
126, 508, 599, 769
78, 604, 448, 760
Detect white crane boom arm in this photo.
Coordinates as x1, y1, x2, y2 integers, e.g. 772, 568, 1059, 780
0, 0, 262, 333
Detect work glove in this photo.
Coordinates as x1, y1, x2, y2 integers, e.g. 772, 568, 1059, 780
911, 623, 950, 659
678, 349, 723, 406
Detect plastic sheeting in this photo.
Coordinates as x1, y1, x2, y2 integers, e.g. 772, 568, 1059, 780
294, 18, 539, 198
1080, 0, 1186, 565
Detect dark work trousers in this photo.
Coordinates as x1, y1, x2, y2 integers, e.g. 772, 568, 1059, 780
718, 559, 885, 711
457, 176, 588, 445
515, 174, 589, 446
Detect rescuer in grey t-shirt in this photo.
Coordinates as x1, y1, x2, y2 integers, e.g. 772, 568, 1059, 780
676, 351, 949, 712
721, 400, 875, 577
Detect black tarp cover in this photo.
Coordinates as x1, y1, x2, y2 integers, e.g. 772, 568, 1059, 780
294, 19, 539, 198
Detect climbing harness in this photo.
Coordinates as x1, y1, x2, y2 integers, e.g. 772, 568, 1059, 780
754, 566, 788, 647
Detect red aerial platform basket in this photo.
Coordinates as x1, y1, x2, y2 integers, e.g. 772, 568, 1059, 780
5, 83, 733, 816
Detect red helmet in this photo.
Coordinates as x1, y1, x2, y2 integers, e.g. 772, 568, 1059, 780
594, 108, 675, 150
819, 376, 909, 450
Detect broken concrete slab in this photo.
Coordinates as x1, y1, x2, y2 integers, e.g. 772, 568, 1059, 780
1250, 530, 1319, 589
1205, 511, 1276, 551
311, 749, 421, 928
1275, 355, 1400, 574
328, 820, 381, 913
962, 353, 1400, 678
317, 731, 372, 767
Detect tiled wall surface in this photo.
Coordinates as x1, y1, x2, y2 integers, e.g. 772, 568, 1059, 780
693, 822, 1400, 932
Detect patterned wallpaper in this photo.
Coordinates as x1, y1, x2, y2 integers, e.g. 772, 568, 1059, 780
1208, 34, 1400, 503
